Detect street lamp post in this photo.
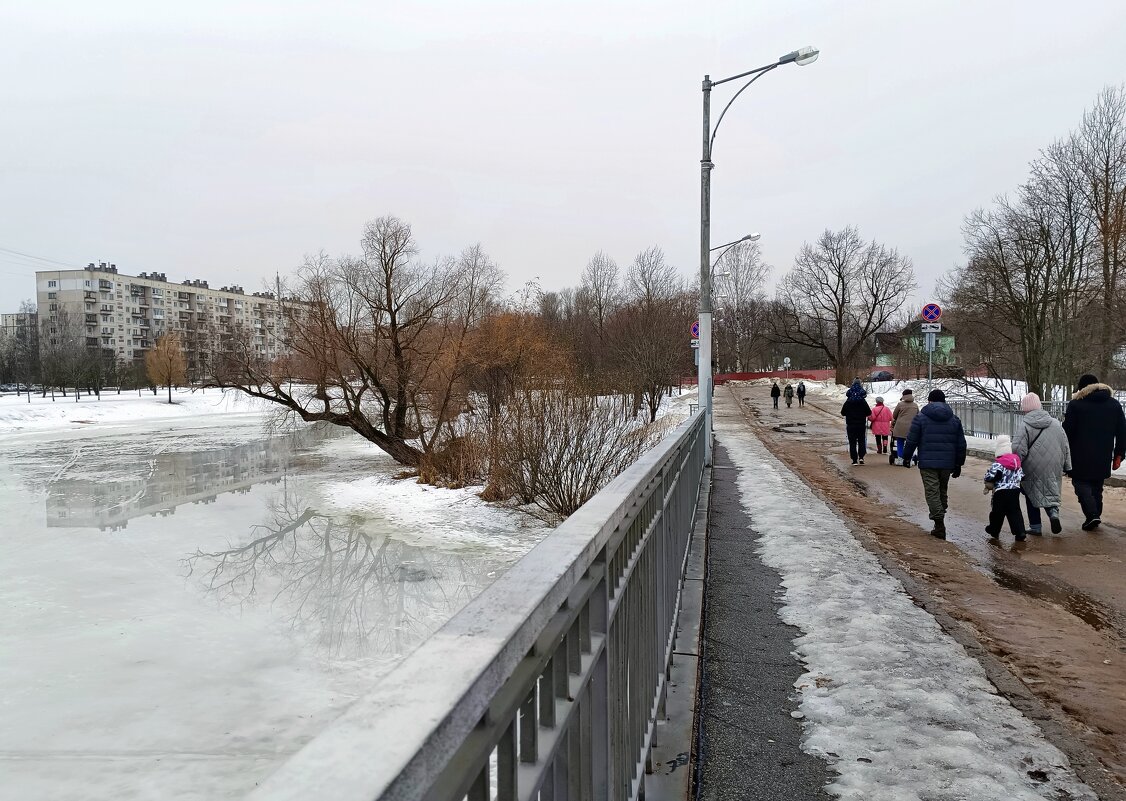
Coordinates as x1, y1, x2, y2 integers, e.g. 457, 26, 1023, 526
698, 46, 818, 465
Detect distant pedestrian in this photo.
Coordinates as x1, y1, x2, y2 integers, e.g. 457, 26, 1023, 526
784, 383, 795, 408
797, 381, 807, 407
890, 389, 919, 465
841, 383, 872, 465
770, 381, 781, 409
902, 389, 967, 539
1062, 374, 1126, 530
1014, 392, 1070, 535
983, 435, 1026, 542
868, 396, 893, 454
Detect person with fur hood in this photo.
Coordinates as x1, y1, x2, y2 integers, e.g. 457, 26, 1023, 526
984, 435, 1026, 542
890, 388, 919, 465
1013, 392, 1071, 535
1062, 374, 1126, 530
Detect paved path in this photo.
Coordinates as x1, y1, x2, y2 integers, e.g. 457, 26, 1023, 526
693, 392, 1100, 801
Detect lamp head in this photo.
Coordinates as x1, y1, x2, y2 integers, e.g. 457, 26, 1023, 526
742, 233, 761, 242
779, 46, 819, 66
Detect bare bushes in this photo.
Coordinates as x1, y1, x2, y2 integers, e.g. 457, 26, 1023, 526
487, 385, 659, 521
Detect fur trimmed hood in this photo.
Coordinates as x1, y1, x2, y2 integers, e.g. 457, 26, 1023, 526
1072, 382, 1114, 401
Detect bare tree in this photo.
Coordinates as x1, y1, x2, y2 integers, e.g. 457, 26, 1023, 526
581, 251, 620, 335
1071, 85, 1126, 375
146, 332, 187, 403
714, 241, 770, 371
212, 216, 501, 470
771, 226, 916, 384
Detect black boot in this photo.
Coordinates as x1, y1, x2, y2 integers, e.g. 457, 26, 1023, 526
930, 518, 946, 539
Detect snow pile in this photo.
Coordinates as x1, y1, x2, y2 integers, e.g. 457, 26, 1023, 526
718, 419, 1096, 800
0, 387, 272, 431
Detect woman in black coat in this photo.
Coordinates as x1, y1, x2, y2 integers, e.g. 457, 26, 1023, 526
770, 381, 781, 409
1062, 373, 1126, 529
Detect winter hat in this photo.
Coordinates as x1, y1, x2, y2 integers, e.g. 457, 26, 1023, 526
994, 435, 1013, 457
901, 389, 914, 399
927, 389, 946, 403
1020, 392, 1042, 412
875, 396, 884, 403
1077, 373, 1099, 390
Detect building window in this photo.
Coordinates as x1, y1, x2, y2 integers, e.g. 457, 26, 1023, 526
48, 280, 57, 287
48, 292, 57, 299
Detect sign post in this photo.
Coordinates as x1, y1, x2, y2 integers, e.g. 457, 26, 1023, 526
783, 356, 791, 381
920, 304, 942, 395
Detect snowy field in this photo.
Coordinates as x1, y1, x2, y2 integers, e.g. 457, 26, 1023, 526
718, 416, 1096, 800
0, 387, 272, 432
0, 405, 547, 800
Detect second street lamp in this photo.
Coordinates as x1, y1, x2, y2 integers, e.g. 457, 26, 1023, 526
697, 47, 818, 465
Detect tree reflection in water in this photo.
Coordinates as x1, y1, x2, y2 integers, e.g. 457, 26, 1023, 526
184, 485, 507, 662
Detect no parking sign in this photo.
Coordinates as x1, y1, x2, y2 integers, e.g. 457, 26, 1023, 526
921, 303, 942, 322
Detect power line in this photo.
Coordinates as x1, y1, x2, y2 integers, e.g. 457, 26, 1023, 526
0, 245, 85, 270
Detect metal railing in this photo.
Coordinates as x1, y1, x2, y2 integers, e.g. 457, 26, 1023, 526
248, 410, 707, 801
949, 400, 1062, 440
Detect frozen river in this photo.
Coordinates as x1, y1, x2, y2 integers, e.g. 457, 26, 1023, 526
0, 414, 545, 800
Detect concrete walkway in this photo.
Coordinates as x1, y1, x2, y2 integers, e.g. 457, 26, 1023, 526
694, 437, 831, 800
692, 392, 1100, 801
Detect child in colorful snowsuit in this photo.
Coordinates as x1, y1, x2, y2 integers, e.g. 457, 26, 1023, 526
984, 435, 1026, 542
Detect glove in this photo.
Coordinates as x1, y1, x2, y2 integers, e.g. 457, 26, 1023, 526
1115, 456, 1123, 471
952, 467, 961, 479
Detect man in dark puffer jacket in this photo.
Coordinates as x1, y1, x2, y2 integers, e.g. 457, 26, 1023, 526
1062, 373, 1126, 530
902, 389, 967, 539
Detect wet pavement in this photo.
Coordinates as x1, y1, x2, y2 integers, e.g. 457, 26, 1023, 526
743, 387, 1126, 641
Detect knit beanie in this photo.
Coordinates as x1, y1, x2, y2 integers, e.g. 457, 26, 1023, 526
901, 389, 913, 399
1077, 374, 1099, 390
927, 389, 946, 403
994, 434, 1013, 457
1020, 392, 1042, 412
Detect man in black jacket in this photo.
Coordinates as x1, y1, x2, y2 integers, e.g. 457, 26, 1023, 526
840, 382, 872, 465
1062, 373, 1126, 530
902, 389, 967, 539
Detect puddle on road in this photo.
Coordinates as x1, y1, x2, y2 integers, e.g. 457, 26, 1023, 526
986, 557, 1117, 634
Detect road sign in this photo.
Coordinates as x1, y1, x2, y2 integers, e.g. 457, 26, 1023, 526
783, 357, 791, 366
925, 332, 937, 353
921, 322, 942, 333
921, 303, 942, 322
690, 338, 700, 349
691, 320, 700, 338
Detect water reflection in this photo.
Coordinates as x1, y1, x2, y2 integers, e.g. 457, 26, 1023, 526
44, 426, 338, 530
183, 486, 503, 660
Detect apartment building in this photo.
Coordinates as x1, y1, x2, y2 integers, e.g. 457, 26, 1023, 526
36, 263, 302, 379
0, 310, 39, 345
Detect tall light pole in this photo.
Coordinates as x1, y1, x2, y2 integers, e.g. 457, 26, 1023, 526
698, 46, 818, 465
711, 233, 760, 373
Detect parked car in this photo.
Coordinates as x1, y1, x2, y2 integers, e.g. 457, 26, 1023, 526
869, 370, 895, 381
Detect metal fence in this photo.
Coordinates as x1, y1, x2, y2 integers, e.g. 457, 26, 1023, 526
248, 410, 707, 801
949, 400, 1066, 440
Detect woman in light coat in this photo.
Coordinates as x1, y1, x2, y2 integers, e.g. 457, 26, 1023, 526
890, 389, 919, 465
1013, 392, 1072, 534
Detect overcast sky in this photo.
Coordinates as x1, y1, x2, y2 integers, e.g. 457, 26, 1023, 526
2, 1, 1125, 313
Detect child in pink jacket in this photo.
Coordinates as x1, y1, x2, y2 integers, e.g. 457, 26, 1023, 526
868, 396, 893, 455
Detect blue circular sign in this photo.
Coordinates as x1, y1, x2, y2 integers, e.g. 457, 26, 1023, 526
691, 320, 700, 338
921, 303, 942, 322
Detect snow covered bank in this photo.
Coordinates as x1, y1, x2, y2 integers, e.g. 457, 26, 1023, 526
717, 417, 1095, 800
0, 387, 272, 432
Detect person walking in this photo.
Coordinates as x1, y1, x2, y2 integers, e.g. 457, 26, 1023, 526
796, 381, 806, 407
783, 383, 795, 408
1062, 373, 1126, 530
983, 434, 1026, 542
868, 396, 893, 455
902, 389, 967, 538
1013, 392, 1071, 535
841, 381, 872, 465
890, 388, 919, 465
770, 381, 781, 410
